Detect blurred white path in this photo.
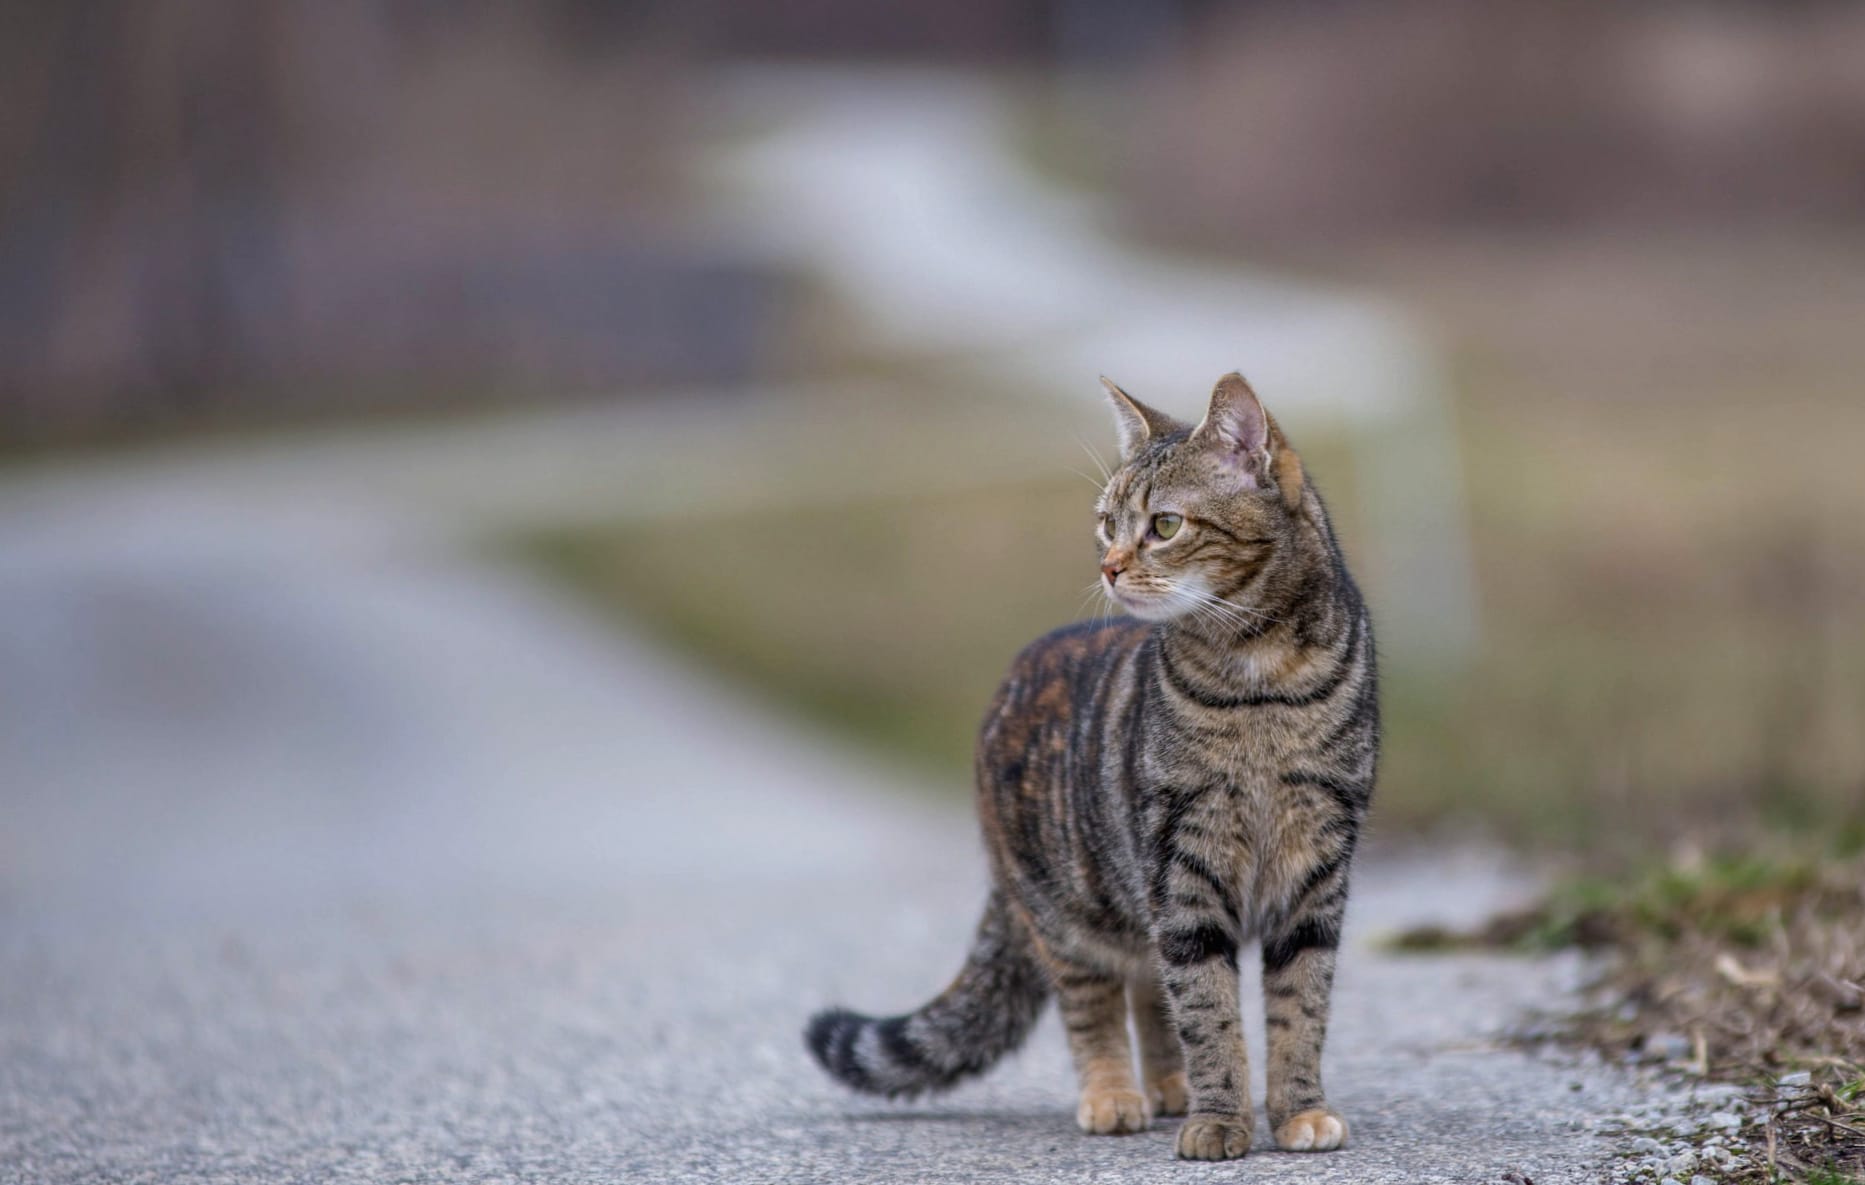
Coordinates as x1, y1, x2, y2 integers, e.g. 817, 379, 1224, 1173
706, 69, 1475, 663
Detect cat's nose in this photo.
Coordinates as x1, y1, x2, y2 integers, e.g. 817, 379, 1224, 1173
1101, 558, 1126, 584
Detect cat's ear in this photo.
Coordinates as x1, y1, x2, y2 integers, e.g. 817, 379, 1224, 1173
1193, 372, 1304, 506
1100, 376, 1178, 463
1193, 372, 1272, 476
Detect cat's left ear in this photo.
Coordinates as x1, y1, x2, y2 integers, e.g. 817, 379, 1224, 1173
1192, 372, 1305, 508
1100, 376, 1181, 463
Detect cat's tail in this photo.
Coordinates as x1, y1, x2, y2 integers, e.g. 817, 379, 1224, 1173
805, 888, 1049, 1098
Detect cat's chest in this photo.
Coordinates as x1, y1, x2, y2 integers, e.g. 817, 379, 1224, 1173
1144, 735, 1318, 850
1158, 711, 1306, 785
1191, 771, 1329, 923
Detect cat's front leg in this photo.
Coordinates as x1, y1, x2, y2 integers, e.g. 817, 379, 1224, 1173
1261, 896, 1349, 1151
1153, 910, 1252, 1159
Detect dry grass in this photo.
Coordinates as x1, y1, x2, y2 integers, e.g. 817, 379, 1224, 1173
1300, 234, 1865, 852
516, 231, 1865, 855
514, 366, 1865, 850
520, 476, 1103, 778
1560, 862, 1864, 1182
1394, 848, 1865, 1181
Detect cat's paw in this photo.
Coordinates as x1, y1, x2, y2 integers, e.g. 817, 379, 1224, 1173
1273, 1108, 1348, 1152
1146, 1070, 1190, 1117
1076, 1086, 1151, 1134
1175, 1113, 1252, 1160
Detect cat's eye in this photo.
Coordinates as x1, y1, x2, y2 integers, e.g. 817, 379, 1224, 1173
1099, 515, 1117, 539
1150, 513, 1183, 540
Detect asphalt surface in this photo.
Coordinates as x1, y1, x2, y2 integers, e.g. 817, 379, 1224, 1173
0, 70, 1656, 1184
0, 430, 1676, 1185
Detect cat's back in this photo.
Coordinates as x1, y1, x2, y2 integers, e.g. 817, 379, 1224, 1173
974, 616, 1154, 941
975, 616, 1149, 826
980, 616, 1149, 749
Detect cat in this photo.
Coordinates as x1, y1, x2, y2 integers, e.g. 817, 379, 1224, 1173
806, 373, 1377, 1161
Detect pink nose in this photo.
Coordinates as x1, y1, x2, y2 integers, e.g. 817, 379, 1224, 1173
1101, 559, 1125, 584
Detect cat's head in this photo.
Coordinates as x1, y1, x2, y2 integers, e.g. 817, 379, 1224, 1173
1095, 372, 1308, 624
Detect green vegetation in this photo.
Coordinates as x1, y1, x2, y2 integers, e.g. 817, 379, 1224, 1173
1391, 845, 1865, 1182
520, 476, 1103, 779
1391, 850, 1853, 954
512, 372, 1865, 852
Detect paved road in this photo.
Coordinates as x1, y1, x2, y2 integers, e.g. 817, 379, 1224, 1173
0, 420, 1671, 1185
0, 69, 1658, 1185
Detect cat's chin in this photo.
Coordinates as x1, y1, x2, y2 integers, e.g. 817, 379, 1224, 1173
1109, 595, 1185, 624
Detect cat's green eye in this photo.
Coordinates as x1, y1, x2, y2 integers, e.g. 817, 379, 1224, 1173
1099, 515, 1117, 539
1150, 513, 1183, 540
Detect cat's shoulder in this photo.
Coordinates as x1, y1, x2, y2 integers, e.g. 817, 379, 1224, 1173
1006, 616, 1152, 679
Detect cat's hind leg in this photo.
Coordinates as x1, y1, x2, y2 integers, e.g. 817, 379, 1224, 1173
1047, 961, 1150, 1134
1129, 974, 1189, 1116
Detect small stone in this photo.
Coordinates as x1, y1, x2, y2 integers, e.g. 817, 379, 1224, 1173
1776, 1070, 1811, 1087
1630, 1136, 1664, 1154
1660, 1177, 1682, 1185
1704, 1111, 1741, 1130
1646, 1031, 1690, 1060
1691, 1176, 1716, 1185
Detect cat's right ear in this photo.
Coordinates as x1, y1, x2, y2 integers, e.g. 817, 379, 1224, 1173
1100, 377, 1177, 463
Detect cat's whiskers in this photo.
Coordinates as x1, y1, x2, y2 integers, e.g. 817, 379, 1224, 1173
1077, 580, 1116, 625
1174, 585, 1283, 636
1186, 585, 1282, 625
1181, 584, 1276, 620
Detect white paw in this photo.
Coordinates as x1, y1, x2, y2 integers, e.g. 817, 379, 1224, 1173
1274, 1107, 1348, 1151
1077, 1087, 1150, 1134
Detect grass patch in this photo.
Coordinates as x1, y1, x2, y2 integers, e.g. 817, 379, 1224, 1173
513, 380, 1865, 852
0, 381, 656, 472
519, 475, 1105, 781
1394, 846, 1865, 1182
509, 225, 1865, 853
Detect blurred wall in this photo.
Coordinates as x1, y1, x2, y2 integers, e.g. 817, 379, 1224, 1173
7, 0, 1862, 444
0, 1, 777, 440
1126, 2, 1865, 245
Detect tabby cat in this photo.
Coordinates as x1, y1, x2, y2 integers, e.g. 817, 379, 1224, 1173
806, 373, 1377, 1161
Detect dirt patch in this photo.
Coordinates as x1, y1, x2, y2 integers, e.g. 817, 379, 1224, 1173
1395, 850, 1865, 1182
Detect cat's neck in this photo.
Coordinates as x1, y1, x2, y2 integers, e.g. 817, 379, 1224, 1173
1156, 546, 1352, 696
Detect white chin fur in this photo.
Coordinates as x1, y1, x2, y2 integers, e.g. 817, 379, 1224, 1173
1110, 591, 1192, 622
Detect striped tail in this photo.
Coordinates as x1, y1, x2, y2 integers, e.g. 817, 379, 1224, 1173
805, 889, 1049, 1098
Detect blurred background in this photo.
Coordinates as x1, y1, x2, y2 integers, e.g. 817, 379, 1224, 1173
5, 0, 1864, 874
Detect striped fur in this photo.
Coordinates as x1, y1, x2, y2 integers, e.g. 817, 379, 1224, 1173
806, 374, 1377, 1161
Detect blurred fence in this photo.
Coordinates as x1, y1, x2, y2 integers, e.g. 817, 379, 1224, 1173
8, 1, 1863, 443
0, 3, 784, 439
1126, 2, 1865, 244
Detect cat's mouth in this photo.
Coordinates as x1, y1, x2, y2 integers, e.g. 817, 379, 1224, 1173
1106, 584, 1183, 622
